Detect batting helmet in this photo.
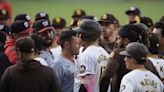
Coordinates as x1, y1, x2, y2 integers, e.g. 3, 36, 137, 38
73, 19, 102, 41
120, 42, 149, 64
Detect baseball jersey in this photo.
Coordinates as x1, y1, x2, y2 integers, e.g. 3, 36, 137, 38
50, 46, 62, 62
74, 44, 109, 92
51, 55, 75, 92
39, 50, 55, 66
34, 57, 48, 66
148, 57, 164, 81
120, 69, 164, 92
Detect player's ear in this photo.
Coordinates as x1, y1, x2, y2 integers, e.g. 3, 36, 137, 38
65, 41, 70, 48
123, 38, 130, 46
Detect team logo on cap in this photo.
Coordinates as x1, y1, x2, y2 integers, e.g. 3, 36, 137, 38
79, 65, 86, 73
76, 9, 82, 15
26, 15, 30, 21
42, 21, 48, 27
0, 25, 4, 30
40, 12, 46, 17
2, 9, 6, 15
24, 22, 29, 28
56, 17, 61, 23
130, 7, 136, 11
102, 14, 108, 20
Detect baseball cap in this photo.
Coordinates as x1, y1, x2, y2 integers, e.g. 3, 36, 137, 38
81, 15, 97, 21
52, 17, 66, 29
0, 9, 10, 20
125, 7, 141, 15
140, 16, 153, 28
33, 19, 54, 33
15, 14, 33, 24
98, 13, 117, 25
120, 42, 149, 61
135, 23, 148, 31
74, 19, 102, 33
72, 9, 86, 18
35, 12, 49, 21
0, 23, 10, 35
16, 37, 35, 53
10, 20, 33, 34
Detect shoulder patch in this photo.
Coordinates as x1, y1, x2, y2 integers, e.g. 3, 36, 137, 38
120, 84, 126, 92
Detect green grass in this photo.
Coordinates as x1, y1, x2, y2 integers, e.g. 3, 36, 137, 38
10, 0, 164, 26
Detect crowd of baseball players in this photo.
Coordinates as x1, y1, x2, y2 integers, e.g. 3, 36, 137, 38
0, 2, 164, 92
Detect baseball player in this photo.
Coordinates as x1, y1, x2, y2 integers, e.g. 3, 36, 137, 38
98, 13, 119, 53
152, 22, 164, 59
73, 19, 109, 92
32, 19, 55, 66
147, 34, 164, 83
125, 6, 141, 24
120, 42, 164, 92
50, 17, 66, 62
70, 9, 86, 28
51, 30, 80, 92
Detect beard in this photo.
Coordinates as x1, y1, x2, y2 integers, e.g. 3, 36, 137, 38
43, 38, 53, 47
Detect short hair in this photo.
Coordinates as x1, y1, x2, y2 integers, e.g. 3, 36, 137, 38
59, 29, 77, 48
154, 22, 164, 37
118, 24, 149, 46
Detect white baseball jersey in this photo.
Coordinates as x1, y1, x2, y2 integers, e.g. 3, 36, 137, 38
148, 57, 164, 81
120, 69, 164, 92
74, 45, 109, 92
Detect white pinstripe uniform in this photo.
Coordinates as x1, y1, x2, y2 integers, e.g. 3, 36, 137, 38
120, 69, 164, 92
74, 45, 109, 92
148, 57, 164, 82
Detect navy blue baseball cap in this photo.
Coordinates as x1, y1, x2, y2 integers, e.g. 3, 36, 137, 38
125, 7, 141, 15
0, 23, 10, 35
11, 20, 33, 34
33, 19, 54, 33
15, 14, 33, 24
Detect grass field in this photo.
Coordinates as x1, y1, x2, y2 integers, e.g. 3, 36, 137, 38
10, 0, 164, 26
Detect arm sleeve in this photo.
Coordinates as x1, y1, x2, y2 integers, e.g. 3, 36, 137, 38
119, 77, 134, 92
78, 55, 96, 76
49, 68, 61, 92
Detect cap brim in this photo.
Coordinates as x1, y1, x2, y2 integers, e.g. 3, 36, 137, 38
78, 71, 95, 77
19, 28, 34, 34
72, 27, 84, 33
38, 27, 54, 33
120, 51, 130, 56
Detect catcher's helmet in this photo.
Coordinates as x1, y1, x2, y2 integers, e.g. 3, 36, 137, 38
73, 19, 102, 41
